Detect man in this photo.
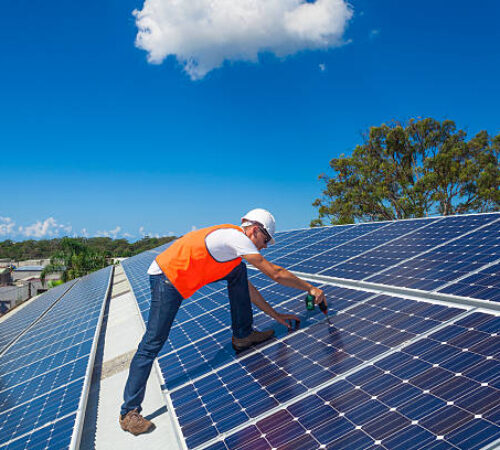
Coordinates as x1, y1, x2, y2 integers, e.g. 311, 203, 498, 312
119, 208, 326, 435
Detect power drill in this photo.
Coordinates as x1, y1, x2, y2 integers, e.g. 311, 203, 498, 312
305, 293, 328, 316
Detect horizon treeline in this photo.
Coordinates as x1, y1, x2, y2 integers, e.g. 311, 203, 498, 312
0, 236, 178, 261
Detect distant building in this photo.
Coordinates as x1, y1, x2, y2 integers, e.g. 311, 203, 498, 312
0, 268, 11, 285
0, 261, 61, 315
0, 284, 29, 312
11, 265, 45, 281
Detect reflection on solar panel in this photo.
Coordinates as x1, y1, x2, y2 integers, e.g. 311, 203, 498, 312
222, 310, 500, 449
0, 266, 112, 449
121, 213, 500, 449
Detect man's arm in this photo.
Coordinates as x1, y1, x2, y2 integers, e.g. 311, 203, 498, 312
243, 253, 325, 305
248, 281, 299, 329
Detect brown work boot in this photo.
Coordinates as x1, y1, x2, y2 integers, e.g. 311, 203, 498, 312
232, 329, 275, 351
119, 409, 155, 435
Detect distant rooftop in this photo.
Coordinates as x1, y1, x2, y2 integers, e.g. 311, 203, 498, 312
14, 265, 44, 271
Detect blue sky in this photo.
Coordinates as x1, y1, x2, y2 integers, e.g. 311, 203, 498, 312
1, 0, 499, 241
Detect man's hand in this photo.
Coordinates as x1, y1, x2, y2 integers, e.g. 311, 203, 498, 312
274, 312, 301, 330
243, 255, 327, 309
309, 286, 326, 306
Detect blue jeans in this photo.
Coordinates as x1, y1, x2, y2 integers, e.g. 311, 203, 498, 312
120, 262, 253, 415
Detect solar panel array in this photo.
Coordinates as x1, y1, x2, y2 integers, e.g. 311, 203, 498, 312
120, 213, 500, 449
0, 280, 77, 354
0, 266, 112, 449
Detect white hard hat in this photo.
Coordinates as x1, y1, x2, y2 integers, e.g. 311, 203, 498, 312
241, 208, 276, 245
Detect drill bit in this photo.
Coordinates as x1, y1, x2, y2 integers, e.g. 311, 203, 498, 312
318, 300, 331, 324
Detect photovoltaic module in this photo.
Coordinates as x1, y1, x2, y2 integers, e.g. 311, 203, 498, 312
1, 212, 499, 449
121, 213, 500, 449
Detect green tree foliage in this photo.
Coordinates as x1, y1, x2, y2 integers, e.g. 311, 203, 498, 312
0, 236, 177, 261
40, 237, 110, 284
312, 118, 500, 226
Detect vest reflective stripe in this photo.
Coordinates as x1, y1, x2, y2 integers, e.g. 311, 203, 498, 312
156, 224, 244, 299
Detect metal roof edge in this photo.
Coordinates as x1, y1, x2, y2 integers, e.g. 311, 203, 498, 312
292, 271, 500, 314
71, 266, 114, 450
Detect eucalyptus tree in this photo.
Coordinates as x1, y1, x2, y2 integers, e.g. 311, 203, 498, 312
312, 118, 500, 226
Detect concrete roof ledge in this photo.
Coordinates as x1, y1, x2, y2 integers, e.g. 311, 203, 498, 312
80, 265, 180, 449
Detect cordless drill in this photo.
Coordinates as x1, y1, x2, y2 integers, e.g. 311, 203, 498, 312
305, 293, 330, 322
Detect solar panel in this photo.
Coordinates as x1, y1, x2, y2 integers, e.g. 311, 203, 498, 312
0, 266, 112, 449
288, 217, 440, 275
300, 214, 493, 283
119, 212, 500, 449
275, 222, 387, 272
364, 218, 500, 291
0, 280, 77, 354
261, 228, 324, 258
158, 284, 368, 391
439, 262, 500, 302
1, 413, 77, 450
261, 226, 342, 261
169, 294, 470, 448
219, 309, 500, 449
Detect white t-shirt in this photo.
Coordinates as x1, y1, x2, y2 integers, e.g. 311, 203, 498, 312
147, 227, 259, 275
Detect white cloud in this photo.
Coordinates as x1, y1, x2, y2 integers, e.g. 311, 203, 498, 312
134, 0, 353, 79
319, 63, 326, 71
0, 217, 15, 236
369, 29, 380, 39
139, 226, 166, 238
96, 226, 122, 239
19, 217, 72, 238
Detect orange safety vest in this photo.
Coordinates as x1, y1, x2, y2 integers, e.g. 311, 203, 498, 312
156, 224, 245, 299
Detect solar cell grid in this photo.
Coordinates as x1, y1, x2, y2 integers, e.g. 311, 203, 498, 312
156, 284, 365, 393
316, 214, 491, 284
363, 219, 500, 292
296, 217, 440, 279
275, 222, 383, 271
439, 262, 500, 302
262, 226, 345, 263
261, 227, 328, 259
0, 266, 112, 448
0, 271, 108, 373
0, 355, 88, 411
0, 280, 77, 354
0, 330, 94, 377
364, 214, 499, 289
260, 230, 301, 253
159, 280, 300, 357
168, 294, 465, 448
1, 413, 76, 450
0, 345, 92, 396
216, 308, 500, 450
0, 378, 84, 446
